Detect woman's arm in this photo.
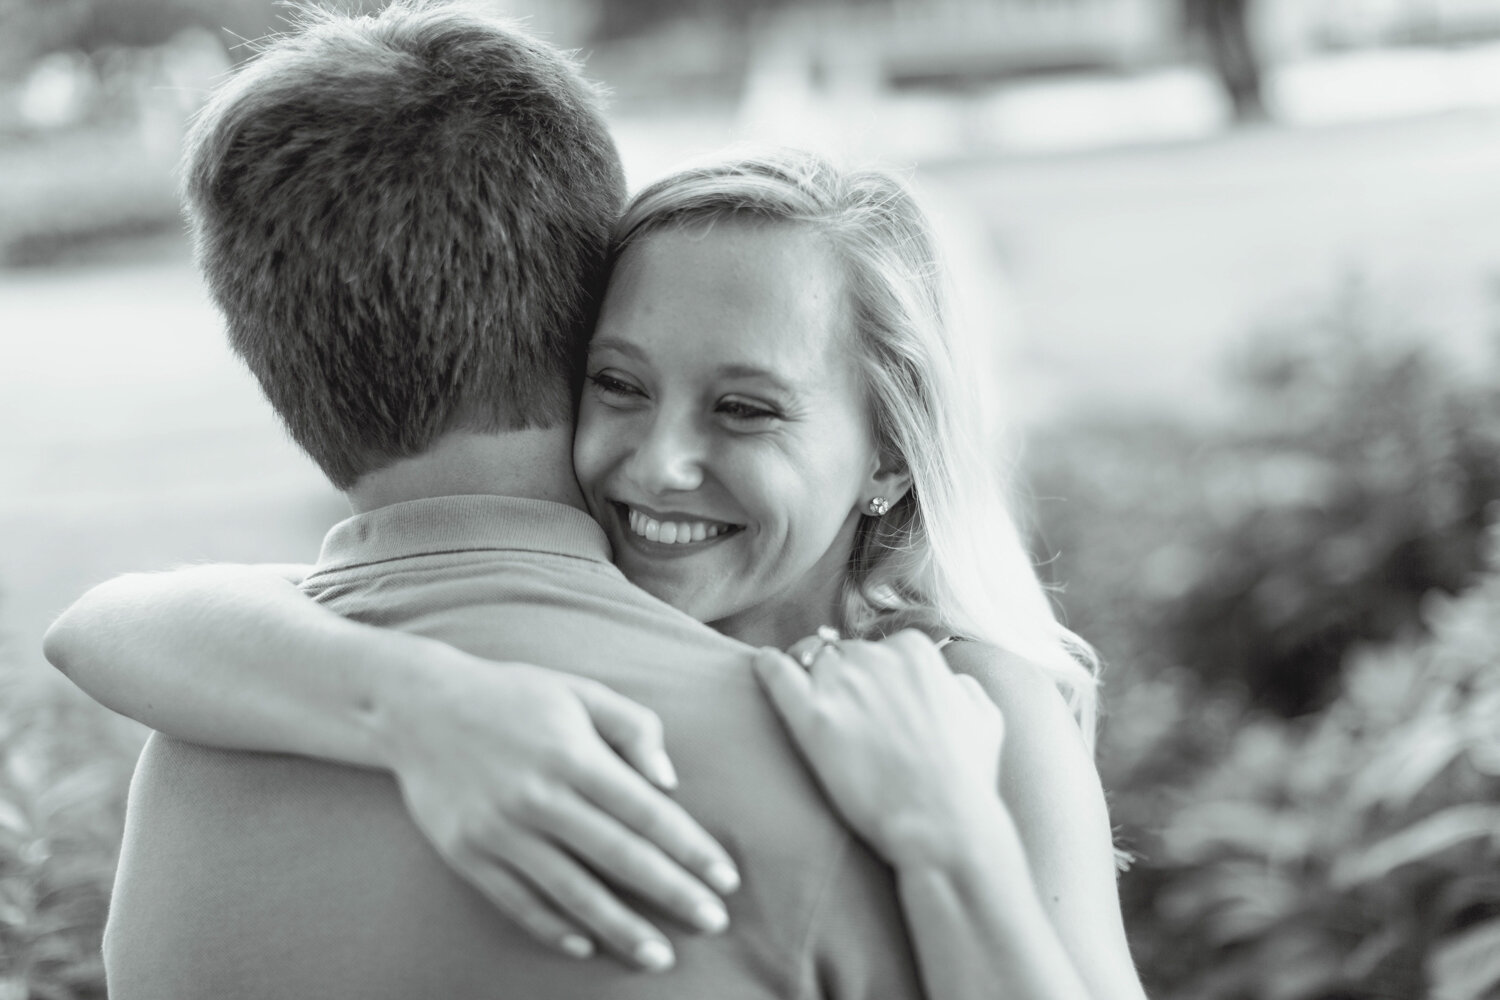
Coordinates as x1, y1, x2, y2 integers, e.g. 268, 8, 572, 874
44, 565, 740, 970
755, 631, 1146, 1000
47, 564, 420, 763
939, 638, 1146, 1000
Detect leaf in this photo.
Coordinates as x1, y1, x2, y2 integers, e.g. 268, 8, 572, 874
1347, 713, 1465, 811
0, 798, 30, 839
1430, 919, 1500, 1000
1342, 923, 1407, 981
1331, 804, 1500, 889
1161, 801, 1287, 864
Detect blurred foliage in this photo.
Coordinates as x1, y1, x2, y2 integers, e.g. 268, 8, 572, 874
1025, 283, 1500, 995
1030, 281, 1500, 720
1138, 545, 1500, 998
0, 660, 137, 1000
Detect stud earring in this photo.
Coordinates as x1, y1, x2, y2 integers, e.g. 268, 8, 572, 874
866, 496, 891, 517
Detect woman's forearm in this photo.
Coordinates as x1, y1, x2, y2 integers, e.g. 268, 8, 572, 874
43, 565, 457, 768
893, 799, 1091, 1000
45, 566, 753, 962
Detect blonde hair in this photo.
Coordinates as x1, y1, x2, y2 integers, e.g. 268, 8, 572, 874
613, 148, 1099, 748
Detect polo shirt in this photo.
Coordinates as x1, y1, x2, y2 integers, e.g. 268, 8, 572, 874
104, 495, 922, 999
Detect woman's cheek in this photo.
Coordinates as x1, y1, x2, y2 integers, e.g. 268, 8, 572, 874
571, 412, 611, 496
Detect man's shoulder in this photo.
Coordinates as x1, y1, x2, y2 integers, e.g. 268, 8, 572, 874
109, 733, 500, 998
306, 540, 756, 672
120, 732, 412, 887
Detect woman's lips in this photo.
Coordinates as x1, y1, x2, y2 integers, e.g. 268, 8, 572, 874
613, 502, 742, 548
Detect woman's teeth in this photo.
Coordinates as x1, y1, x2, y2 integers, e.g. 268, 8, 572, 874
628, 508, 729, 545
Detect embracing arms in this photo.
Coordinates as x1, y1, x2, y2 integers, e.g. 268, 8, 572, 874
43, 565, 737, 970
756, 632, 1147, 1000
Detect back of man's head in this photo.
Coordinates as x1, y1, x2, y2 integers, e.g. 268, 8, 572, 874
184, 1, 625, 489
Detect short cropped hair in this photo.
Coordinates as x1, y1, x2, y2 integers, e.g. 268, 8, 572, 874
183, 1, 625, 488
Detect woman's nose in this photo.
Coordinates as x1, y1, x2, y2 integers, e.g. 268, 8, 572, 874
627, 414, 705, 494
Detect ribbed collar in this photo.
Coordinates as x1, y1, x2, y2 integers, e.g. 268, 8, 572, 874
309, 495, 611, 577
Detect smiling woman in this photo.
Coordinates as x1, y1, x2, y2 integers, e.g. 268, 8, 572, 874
578, 152, 1098, 722
44, 147, 1144, 999
576, 221, 901, 648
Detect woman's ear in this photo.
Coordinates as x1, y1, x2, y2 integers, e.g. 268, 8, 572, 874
863, 453, 912, 513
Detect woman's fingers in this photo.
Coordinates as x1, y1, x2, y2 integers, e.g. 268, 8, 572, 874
448, 851, 596, 959
753, 647, 816, 719
542, 786, 730, 934
487, 836, 680, 971
783, 634, 821, 670
564, 676, 742, 893
567, 744, 741, 899
394, 665, 737, 961
566, 677, 678, 790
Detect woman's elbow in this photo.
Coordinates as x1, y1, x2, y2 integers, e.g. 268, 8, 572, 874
43, 607, 89, 679
42, 572, 151, 680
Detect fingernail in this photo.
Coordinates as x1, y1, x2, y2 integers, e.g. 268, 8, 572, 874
634, 938, 674, 971
694, 900, 729, 933
652, 752, 679, 790
707, 860, 740, 893
560, 934, 593, 958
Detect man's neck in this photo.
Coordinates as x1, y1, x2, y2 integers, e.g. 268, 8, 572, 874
346, 427, 587, 515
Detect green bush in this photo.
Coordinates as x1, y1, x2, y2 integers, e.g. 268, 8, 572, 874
1137, 538, 1500, 999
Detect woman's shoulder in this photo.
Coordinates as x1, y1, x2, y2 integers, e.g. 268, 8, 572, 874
937, 637, 1097, 796
940, 637, 1116, 865
937, 639, 1069, 718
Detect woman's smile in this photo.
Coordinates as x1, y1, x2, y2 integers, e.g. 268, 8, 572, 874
573, 219, 896, 645
612, 501, 743, 549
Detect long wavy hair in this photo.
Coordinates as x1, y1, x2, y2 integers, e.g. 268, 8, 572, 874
611, 149, 1100, 747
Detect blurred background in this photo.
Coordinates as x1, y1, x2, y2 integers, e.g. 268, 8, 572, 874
6, 0, 1500, 996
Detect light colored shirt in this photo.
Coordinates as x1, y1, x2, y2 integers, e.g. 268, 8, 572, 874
105, 495, 922, 1000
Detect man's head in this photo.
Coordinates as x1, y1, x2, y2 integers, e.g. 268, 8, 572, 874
183, 1, 625, 489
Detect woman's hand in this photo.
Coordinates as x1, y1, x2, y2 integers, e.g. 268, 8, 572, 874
382, 654, 740, 969
43, 565, 739, 971
753, 629, 1005, 869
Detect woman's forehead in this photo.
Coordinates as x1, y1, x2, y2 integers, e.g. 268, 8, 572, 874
597, 222, 854, 367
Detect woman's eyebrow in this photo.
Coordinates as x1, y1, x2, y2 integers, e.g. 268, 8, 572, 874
586, 336, 645, 361
715, 363, 803, 392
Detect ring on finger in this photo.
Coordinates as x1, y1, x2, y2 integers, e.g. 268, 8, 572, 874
798, 625, 843, 668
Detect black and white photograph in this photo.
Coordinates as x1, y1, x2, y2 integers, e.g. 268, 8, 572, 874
5, 0, 1500, 997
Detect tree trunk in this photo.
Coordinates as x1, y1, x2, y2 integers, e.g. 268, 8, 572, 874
1185, 0, 1267, 123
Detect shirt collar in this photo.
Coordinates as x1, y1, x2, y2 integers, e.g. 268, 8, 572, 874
310, 495, 611, 575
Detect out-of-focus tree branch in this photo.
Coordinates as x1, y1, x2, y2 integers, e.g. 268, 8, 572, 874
1180, 0, 1266, 122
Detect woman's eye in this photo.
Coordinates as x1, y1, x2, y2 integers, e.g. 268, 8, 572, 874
718, 398, 779, 423
586, 371, 641, 398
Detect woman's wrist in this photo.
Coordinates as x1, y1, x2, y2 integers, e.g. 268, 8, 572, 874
882, 790, 1024, 877
358, 632, 479, 772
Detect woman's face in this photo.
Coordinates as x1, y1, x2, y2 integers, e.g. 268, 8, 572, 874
573, 221, 896, 645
